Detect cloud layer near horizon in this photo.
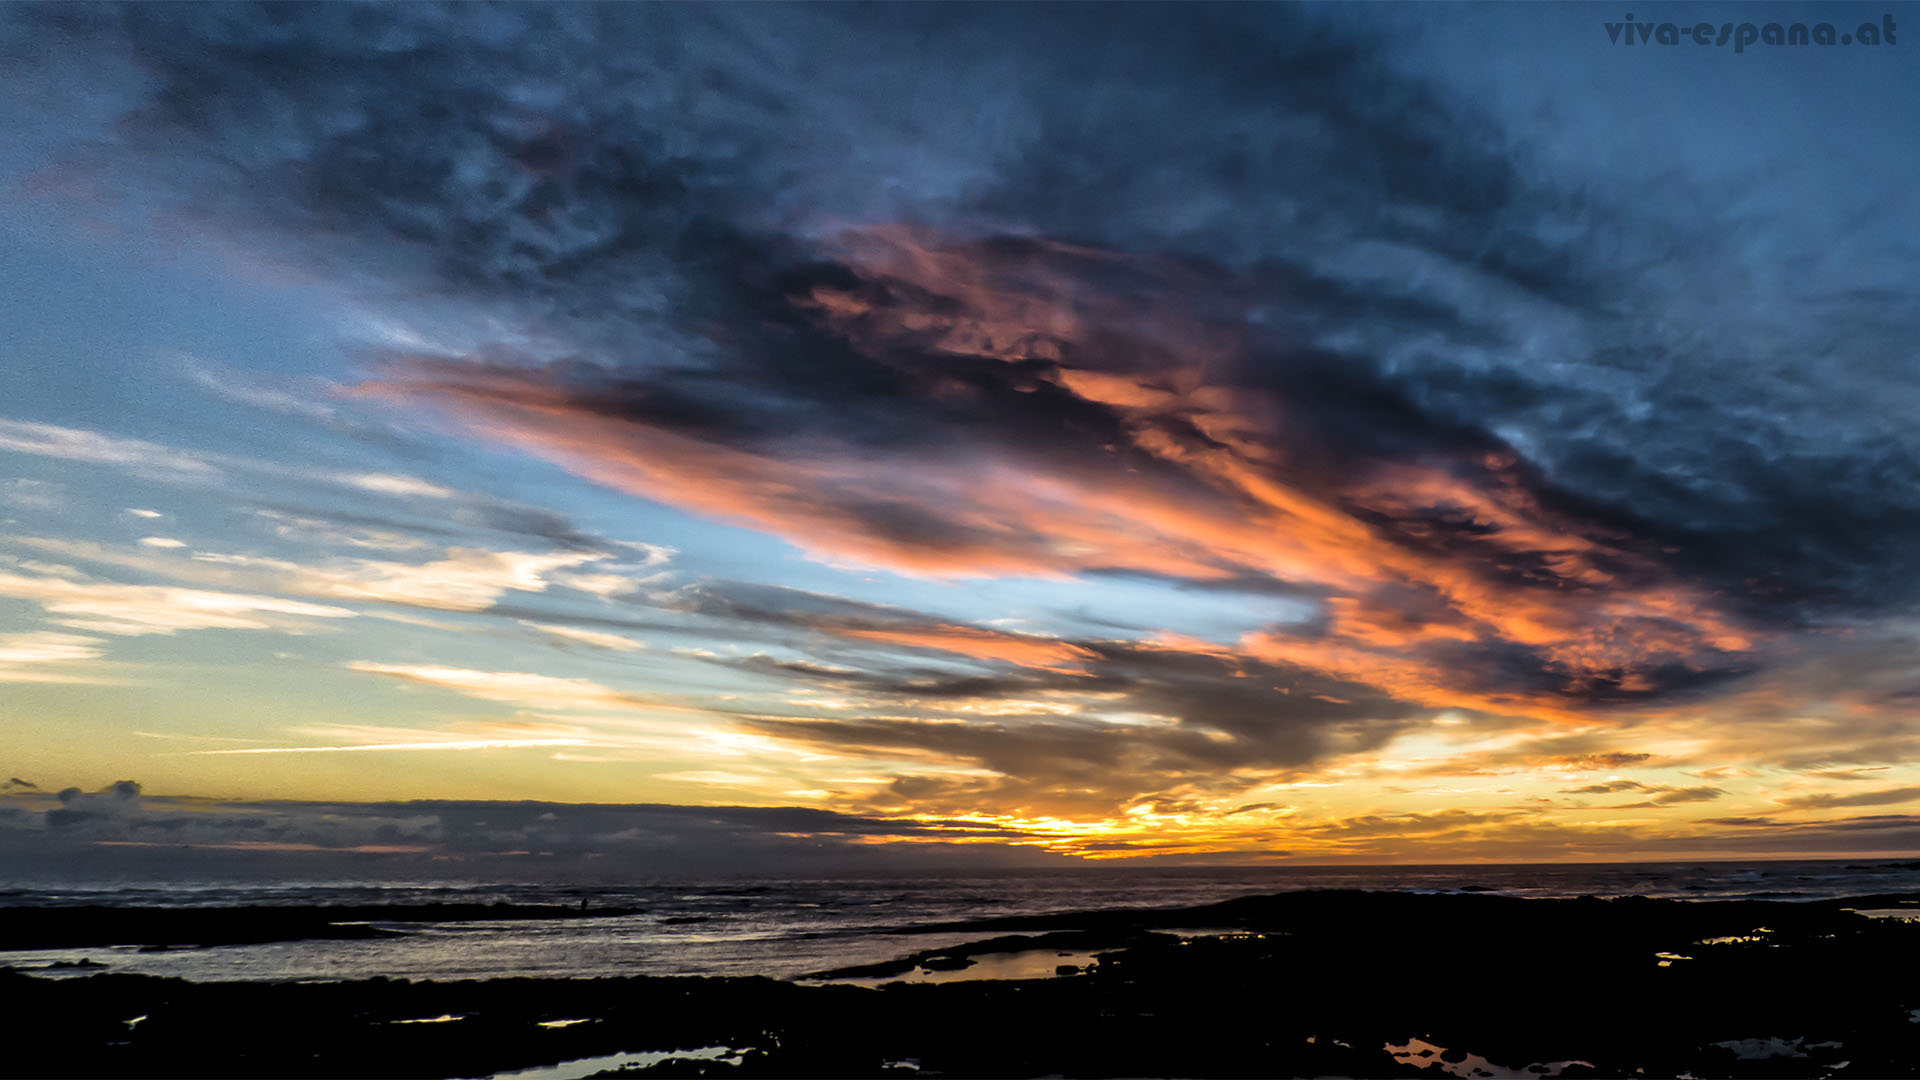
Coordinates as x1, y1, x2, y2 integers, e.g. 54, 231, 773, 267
16, 780, 1920, 879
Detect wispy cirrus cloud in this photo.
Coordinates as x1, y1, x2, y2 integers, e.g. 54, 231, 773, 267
0, 630, 112, 684
0, 419, 617, 554
193, 547, 610, 612
342, 661, 677, 714
0, 566, 356, 636
192, 736, 590, 756
0, 419, 221, 480
519, 621, 646, 652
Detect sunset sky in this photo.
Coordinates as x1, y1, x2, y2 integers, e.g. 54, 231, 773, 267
3, 2, 1920, 875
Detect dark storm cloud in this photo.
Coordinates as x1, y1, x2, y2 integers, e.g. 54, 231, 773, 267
10, 2, 1919, 729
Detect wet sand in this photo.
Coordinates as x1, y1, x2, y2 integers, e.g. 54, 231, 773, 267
7, 889, 1918, 1078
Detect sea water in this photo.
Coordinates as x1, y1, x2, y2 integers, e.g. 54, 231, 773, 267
3, 859, 1916, 983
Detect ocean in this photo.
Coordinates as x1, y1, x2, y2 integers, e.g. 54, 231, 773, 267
5, 858, 1917, 984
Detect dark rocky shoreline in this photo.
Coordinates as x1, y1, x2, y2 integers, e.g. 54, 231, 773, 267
7, 889, 1919, 1078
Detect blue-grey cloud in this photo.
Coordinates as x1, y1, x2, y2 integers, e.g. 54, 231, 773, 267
0, 781, 1068, 879
6, 1, 1917, 739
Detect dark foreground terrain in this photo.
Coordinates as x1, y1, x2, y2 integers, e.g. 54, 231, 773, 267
7, 889, 1919, 1079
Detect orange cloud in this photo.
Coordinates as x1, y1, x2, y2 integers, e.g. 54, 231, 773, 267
832, 624, 1098, 671
364, 225, 1762, 724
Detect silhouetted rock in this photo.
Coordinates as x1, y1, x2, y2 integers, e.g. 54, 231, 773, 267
916, 955, 972, 972
11, 890, 1920, 1077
